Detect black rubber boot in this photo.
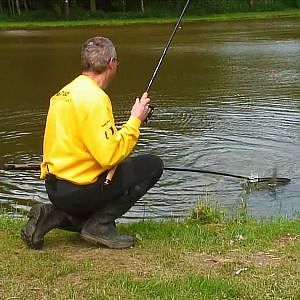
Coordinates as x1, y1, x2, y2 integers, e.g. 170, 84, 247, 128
21, 203, 83, 250
80, 182, 152, 249
81, 214, 134, 249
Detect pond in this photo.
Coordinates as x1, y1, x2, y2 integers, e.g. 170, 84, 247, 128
0, 18, 299, 221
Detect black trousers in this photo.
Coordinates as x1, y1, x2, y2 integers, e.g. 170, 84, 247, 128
45, 154, 163, 219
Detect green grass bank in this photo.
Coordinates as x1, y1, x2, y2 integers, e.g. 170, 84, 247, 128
0, 215, 299, 299
0, 9, 299, 30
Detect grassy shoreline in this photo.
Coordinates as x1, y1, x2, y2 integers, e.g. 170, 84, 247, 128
1, 216, 299, 299
0, 9, 299, 30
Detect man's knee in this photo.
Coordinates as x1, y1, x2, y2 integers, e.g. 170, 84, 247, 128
151, 155, 164, 179
138, 154, 164, 179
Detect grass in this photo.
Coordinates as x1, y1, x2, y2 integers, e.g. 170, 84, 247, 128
0, 213, 299, 299
0, 9, 299, 29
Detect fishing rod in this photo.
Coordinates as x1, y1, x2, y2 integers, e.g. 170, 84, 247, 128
164, 167, 291, 185
3, 163, 40, 171
145, 0, 190, 120
146, 0, 190, 93
2, 164, 291, 185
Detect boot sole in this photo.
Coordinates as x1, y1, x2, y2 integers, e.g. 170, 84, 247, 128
20, 205, 44, 250
80, 230, 134, 249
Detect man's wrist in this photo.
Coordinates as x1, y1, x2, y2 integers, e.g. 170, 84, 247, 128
128, 115, 142, 127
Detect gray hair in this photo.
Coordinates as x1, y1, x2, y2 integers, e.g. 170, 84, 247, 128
81, 37, 117, 74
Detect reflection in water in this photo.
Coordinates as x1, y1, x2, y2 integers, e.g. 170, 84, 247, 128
0, 19, 299, 221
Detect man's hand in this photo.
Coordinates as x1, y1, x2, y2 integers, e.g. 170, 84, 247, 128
130, 92, 152, 122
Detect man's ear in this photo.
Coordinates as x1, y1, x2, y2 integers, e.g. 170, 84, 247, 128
107, 58, 114, 70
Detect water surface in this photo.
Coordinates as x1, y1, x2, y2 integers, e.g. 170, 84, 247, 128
0, 18, 299, 220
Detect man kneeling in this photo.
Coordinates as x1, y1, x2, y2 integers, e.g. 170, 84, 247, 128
21, 37, 163, 249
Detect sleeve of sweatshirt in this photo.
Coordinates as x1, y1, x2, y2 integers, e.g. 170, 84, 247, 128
78, 96, 141, 169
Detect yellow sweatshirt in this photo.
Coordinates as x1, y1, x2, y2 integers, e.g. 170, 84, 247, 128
41, 75, 141, 184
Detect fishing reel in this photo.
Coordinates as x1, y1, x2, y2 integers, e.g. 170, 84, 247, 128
145, 104, 154, 123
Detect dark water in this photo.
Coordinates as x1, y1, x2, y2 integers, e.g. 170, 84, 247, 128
0, 18, 299, 221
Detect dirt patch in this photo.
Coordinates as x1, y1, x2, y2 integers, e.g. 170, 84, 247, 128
246, 251, 283, 266
51, 241, 164, 279
275, 234, 299, 244
176, 249, 285, 276
58, 247, 286, 279
39, 231, 300, 280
